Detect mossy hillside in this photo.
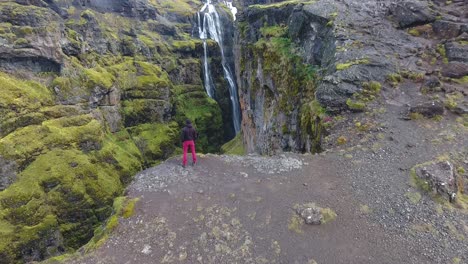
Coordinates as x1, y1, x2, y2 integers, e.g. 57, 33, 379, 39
0, 129, 143, 262
0, 115, 103, 168
0, 146, 132, 261
221, 133, 245, 155
174, 85, 224, 153
128, 122, 179, 167
0, 72, 54, 122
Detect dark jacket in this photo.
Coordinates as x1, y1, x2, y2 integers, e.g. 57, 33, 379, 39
181, 124, 198, 142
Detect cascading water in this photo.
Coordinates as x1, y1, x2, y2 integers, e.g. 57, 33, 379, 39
198, 0, 241, 134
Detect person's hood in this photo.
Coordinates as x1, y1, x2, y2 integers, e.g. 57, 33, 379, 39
186, 124, 192, 128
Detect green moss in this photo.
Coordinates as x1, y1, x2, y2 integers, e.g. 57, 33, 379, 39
84, 66, 114, 89
122, 198, 138, 218
445, 92, 463, 110
452, 75, 468, 84
0, 145, 127, 260
320, 208, 337, 224
405, 192, 422, 204
300, 100, 325, 152
252, 26, 322, 151
171, 39, 202, 52
260, 25, 288, 38
80, 196, 139, 253
221, 133, 245, 155
0, 72, 53, 117
401, 70, 425, 82
288, 214, 304, 234
336, 59, 370, 70
346, 98, 366, 111
410, 167, 431, 192
409, 112, 424, 120
135, 61, 171, 89
174, 85, 224, 153
408, 28, 421, 36
387, 73, 402, 86
436, 44, 448, 64
128, 122, 179, 166
0, 115, 103, 166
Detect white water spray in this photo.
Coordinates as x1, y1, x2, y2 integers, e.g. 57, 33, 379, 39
198, 0, 241, 134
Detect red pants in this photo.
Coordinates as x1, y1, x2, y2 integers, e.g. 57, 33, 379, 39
182, 140, 197, 166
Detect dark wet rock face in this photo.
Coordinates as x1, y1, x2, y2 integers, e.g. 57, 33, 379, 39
0, 156, 17, 191
235, 2, 335, 154
445, 42, 468, 63
441, 62, 468, 78
432, 20, 462, 39
390, 1, 435, 29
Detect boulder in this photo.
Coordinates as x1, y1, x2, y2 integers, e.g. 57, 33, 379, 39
296, 204, 323, 225
415, 161, 457, 202
295, 203, 336, 225
391, 1, 435, 29
441, 62, 468, 78
420, 76, 441, 93
409, 101, 445, 117
445, 42, 468, 63
432, 20, 461, 39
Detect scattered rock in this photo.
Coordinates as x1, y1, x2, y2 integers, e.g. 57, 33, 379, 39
295, 203, 337, 225
141, 244, 152, 255
409, 101, 445, 118
415, 161, 457, 202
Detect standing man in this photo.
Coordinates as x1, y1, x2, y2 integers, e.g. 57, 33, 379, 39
181, 119, 198, 167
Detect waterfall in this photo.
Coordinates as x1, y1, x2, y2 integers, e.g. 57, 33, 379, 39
198, 0, 241, 134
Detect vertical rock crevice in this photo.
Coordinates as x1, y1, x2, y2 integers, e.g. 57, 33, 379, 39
234, 2, 336, 154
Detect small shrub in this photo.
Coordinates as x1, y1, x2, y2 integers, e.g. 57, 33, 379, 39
337, 136, 347, 145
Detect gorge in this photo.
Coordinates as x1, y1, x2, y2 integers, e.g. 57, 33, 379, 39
0, 0, 467, 263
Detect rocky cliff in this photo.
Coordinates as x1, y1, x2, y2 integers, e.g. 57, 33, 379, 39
235, 0, 467, 154
235, 2, 335, 154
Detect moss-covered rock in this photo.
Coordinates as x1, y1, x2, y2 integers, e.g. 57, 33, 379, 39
174, 85, 224, 153
128, 122, 179, 167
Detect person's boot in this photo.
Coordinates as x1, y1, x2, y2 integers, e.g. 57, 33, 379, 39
192, 161, 196, 166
